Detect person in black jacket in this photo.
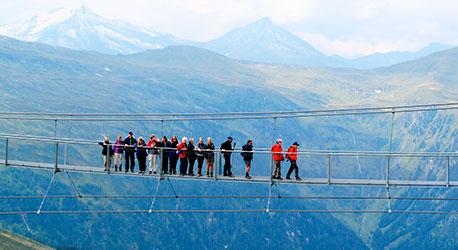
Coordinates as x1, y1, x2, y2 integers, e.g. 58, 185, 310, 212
241, 139, 254, 179
196, 137, 206, 177
158, 136, 170, 174
221, 136, 234, 177
136, 137, 148, 174
187, 138, 197, 176
206, 137, 215, 177
98, 136, 114, 171
168, 136, 179, 175
123, 132, 137, 173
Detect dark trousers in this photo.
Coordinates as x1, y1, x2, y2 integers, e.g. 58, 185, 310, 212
138, 155, 147, 172
169, 156, 178, 174
286, 160, 299, 178
125, 151, 135, 172
161, 154, 169, 174
223, 154, 232, 176
188, 157, 196, 175
273, 160, 282, 178
179, 157, 188, 175
197, 156, 204, 174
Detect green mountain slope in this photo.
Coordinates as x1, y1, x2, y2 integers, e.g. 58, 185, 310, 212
0, 36, 457, 249
0, 230, 52, 250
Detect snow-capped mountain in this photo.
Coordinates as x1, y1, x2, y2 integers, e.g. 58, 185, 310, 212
1, 6, 185, 55
202, 17, 345, 67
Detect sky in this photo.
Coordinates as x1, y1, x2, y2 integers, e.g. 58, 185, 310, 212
0, 0, 457, 57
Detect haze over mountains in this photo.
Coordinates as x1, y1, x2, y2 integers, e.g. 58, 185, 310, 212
0, 6, 454, 69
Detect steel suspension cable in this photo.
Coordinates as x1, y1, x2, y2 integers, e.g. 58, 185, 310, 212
1, 102, 457, 117
0, 209, 457, 215
1, 194, 458, 201
0, 104, 457, 122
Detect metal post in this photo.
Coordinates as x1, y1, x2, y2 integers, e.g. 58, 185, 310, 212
386, 110, 395, 187
270, 155, 274, 184
446, 156, 450, 187
159, 148, 163, 178
386, 156, 390, 187
64, 143, 68, 166
54, 119, 58, 138
106, 143, 111, 174
327, 154, 331, 185
5, 138, 9, 165
54, 142, 60, 173
220, 151, 222, 175
214, 151, 218, 180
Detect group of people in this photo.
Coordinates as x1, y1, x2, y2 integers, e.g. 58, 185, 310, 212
99, 132, 302, 180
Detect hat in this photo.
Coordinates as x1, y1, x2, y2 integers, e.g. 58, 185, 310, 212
128, 131, 133, 135
293, 142, 299, 146
227, 136, 233, 140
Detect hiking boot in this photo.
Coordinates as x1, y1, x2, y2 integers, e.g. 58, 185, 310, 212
149, 171, 152, 175
245, 174, 251, 179
114, 165, 118, 171
286, 176, 291, 180
153, 171, 157, 175
296, 176, 302, 181
277, 176, 283, 180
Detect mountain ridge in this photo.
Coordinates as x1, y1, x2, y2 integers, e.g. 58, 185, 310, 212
1, 6, 455, 69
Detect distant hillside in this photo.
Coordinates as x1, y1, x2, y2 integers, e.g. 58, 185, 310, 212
0, 230, 52, 250
347, 43, 454, 69
0, 36, 457, 249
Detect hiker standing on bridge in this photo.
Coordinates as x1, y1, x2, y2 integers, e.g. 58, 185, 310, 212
206, 137, 215, 177
221, 136, 234, 177
99, 136, 114, 172
136, 137, 148, 174
113, 135, 124, 172
285, 142, 301, 181
271, 138, 284, 180
196, 137, 206, 177
169, 136, 179, 175
187, 138, 197, 176
159, 136, 170, 174
147, 134, 159, 175
241, 139, 254, 179
123, 132, 137, 173
177, 137, 188, 176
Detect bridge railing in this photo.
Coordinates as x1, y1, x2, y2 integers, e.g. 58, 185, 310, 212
0, 134, 457, 186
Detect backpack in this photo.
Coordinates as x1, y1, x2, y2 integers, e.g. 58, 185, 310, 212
286, 146, 293, 159
241, 144, 248, 158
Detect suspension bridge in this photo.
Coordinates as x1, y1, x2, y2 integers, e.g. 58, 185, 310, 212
0, 102, 457, 215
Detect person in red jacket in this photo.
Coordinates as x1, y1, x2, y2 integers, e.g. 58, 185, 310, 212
271, 138, 285, 180
177, 137, 188, 176
286, 142, 301, 181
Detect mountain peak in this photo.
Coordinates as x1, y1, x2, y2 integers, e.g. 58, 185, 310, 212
251, 17, 274, 26
203, 16, 331, 66
1, 6, 183, 55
